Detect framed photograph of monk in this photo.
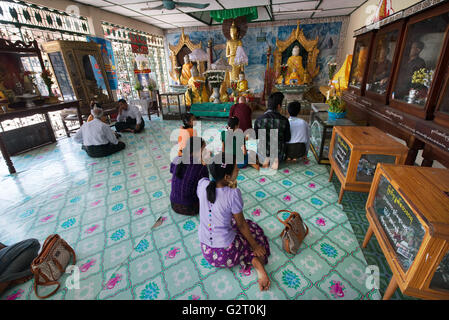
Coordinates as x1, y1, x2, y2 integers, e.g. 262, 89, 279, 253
348, 31, 375, 96
365, 21, 405, 105
389, 2, 449, 119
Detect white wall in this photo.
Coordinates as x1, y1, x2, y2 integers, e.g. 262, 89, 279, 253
342, 0, 421, 56
26, 0, 164, 37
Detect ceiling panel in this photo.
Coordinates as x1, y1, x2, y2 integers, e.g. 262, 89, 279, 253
313, 7, 355, 17
107, 0, 160, 5
272, 0, 315, 3
274, 11, 313, 20
318, 0, 366, 10
101, 5, 142, 16
272, 1, 318, 13
219, 0, 269, 9
253, 6, 271, 21
152, 13, 200, 23
74, 0, 112, 7
175, 0, 222, 13
126, 3, 175, 15
132, 16, 166, 24
174, 21, 209, 27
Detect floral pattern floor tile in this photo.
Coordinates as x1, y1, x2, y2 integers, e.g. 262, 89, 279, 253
0, 118, 381, 300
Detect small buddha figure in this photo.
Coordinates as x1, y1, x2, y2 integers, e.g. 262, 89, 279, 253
226, 21, 244, 83
278, 45, 306, 85
185, 65, 209, 106
180, 55, 194, 86
237, 72, 249, 94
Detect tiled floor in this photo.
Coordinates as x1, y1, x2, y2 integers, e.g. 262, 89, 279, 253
0, 117, 382, 300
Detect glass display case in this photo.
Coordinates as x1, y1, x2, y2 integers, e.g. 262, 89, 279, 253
390, 3, 449, 119
309, 110, 358, 164
348, 32, 374, 95
363, 164, 449, 299
365, 21, 405, 104
328, 126, 408, 204
433, 63, 449, 128
158, 92, 187, 120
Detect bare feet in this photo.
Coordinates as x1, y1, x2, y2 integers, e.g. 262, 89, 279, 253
252, 257, 271, 291
250, 163, 260, 170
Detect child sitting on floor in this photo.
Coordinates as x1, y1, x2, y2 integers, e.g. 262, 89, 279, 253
221, 116, 259, 170
221, 116, 248, 169
286, 101, 309, 162
178, 113, 197, 157
197, 155, 271, 291
170, 137, 209, 216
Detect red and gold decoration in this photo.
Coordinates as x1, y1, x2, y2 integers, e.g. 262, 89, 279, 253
129, 33, 148, 54
373, 0, 394, 23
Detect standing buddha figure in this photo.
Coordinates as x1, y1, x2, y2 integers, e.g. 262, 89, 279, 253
180, 55, 193, 86
226, 21, 243, 82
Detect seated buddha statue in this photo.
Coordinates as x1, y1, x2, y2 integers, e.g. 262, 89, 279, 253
278, 45, 306, 85
180, 55, 193, 86
185, 65, 209, 106
237, 72, 249, 94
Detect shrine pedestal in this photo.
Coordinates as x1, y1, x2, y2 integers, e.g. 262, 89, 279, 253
190, 102, 233, 118
274, 84, 311, 119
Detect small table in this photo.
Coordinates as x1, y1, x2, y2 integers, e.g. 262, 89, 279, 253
159, 92, 186, 120
328, 126, 408, 203
309, 111, 358, 164
0, 101, 82, 174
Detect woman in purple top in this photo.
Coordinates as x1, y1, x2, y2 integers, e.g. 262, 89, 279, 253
170, 137, 209, 216
196, 155, 271, 291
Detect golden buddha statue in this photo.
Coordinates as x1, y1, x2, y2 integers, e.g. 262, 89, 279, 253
180, 54, 194, 86
278, 45, 306, 85
226, 21, 243, 82
237, 72, 249, 93
185, 65, 209, 106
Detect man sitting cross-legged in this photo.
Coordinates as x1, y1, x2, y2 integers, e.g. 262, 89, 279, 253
115, 99, 145, 133
74, 106, 126, 158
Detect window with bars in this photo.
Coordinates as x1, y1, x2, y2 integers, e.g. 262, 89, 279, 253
102, 22, 168, 100
0, 0, 89, 139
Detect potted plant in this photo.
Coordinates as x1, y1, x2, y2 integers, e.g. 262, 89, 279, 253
410, 68, 434, 105
326, 76, 346, 121
326, 95, 346, 120
134, 79, 142, 99
41, 69, 54, 96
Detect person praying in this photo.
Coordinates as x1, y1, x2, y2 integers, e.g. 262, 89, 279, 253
115, 99, 145, 133
74, 106, 126, 158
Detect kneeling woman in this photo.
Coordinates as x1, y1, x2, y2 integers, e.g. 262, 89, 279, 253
197, 158, 271, 291
170, 137, 209, 216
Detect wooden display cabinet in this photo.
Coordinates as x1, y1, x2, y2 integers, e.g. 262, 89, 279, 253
42, 40, 114, 115
365, 20, 406, 105
363, 164, 449, 300
328, 126, 408, 203
389, 2, 449, 120
348, 31, 375, 96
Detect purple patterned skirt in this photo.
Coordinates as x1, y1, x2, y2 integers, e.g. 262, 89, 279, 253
201, 219, 270, 270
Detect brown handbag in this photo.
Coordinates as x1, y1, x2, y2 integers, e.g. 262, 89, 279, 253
30, 234, 76, 299
276, 210, 309, 255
